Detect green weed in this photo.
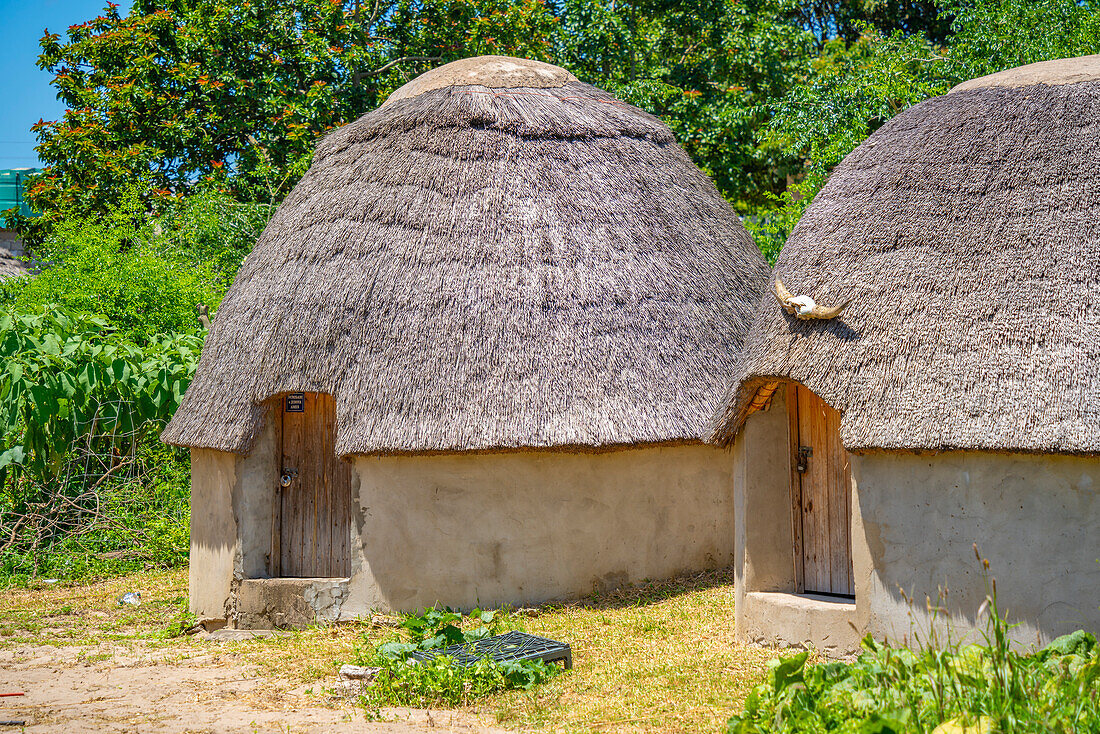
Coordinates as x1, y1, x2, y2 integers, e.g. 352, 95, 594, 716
352, 606, 561, 708
728, 549, 1100, 733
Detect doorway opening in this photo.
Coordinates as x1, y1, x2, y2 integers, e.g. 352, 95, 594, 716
270, 392, 353, 578
787, 383, 853, 598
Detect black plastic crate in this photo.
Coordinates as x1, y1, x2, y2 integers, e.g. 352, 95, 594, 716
405, 630, 572, 669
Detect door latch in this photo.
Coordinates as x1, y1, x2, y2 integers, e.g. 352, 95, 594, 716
280, 468, 298, 488
796, 446, 813, 473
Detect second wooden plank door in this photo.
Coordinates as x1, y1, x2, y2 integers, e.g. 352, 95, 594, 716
790, 383, 854, 596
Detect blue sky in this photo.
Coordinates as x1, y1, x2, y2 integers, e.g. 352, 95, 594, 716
0, 0, 131, 169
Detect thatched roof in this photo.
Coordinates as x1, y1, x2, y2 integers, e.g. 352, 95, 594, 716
0, 247, 26, 279
163, 55, 768, 456
712, 56, 1100, 455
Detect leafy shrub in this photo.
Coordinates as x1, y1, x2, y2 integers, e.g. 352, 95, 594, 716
353, 607, 561, 708
3, 187, 270, 339
944, 0, 1100, 81
4, 192, 218, 339
728, 557, 1100, 733
0, 306, 199, 580
152, 188, 274, 290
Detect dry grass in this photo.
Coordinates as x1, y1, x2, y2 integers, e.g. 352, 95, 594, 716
0, 568, 775, 732
0, 568, 191, 649
488, 569, 774, 733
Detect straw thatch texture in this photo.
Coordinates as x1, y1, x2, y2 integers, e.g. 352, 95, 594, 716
163, 62, 768, 456
0, 247, 26, 279
712, 77, 1100, 455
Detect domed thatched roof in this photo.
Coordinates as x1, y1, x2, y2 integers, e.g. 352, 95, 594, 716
164, 56, 769, 456
712, 55, 1100, 455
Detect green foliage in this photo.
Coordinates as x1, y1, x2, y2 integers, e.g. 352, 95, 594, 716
152, 188, 275, 290
3, 192, 211, 338
944, 0, 1100, 80
4, 187, 269, 338
354, 607, 561, 708
11, 0, 1100, 256
0, 437, 191, 582
0, 306, 198, 581
16, 0, 558, 240
728, 559, 1100, 733
729, 631, 1099, 733
746, 24, 955, 258
0, 184, 267, 583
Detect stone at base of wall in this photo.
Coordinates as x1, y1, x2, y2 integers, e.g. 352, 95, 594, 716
235, 578, 351, 629
738, 591, 861, 657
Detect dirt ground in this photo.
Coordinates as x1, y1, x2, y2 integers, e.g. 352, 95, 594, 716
0, 644, 508, 733
0, 568, 774, 733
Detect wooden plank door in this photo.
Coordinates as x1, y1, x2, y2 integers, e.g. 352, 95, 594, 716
789, 384, 853, 596
275, 392, 353, 578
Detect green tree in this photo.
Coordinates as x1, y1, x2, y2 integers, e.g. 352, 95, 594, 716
750, 0, 1100, 259
15, 0, 558, 243
554, 0, 816, 213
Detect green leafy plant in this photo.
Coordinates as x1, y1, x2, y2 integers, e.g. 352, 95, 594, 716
353, 607, 561, 708
0, 306, 200, 480
727, 552, 1100, 733
0, 305, 199, 580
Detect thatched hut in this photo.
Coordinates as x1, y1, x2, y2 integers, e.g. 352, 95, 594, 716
712, 55, 1100, 655
163, 56, 769, 627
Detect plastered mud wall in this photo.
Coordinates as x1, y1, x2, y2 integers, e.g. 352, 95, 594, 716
189, 448, 237, 618
192, 437, 734, 624
344, 443, 735, 612
856, 451, 1100, 646
188, 419, 281, 621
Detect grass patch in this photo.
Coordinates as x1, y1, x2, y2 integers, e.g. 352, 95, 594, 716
0, 566, 774, 731
489, 569, 776, 732
0, 568, 191, 648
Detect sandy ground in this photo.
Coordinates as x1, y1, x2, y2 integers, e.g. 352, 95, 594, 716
0, 644, 509, 733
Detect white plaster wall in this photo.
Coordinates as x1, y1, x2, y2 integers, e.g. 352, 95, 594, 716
344, 443, 734, 613
188, 417, 281, 620
856, 451, 1100, 646
189, 448, 237, 618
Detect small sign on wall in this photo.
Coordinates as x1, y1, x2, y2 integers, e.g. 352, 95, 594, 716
285, 392, 306, 413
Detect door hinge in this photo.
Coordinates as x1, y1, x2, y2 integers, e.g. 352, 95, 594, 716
796, 446, 813, 473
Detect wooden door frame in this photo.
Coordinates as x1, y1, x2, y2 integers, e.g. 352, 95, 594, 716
269, 397, 285, 578
787, 382, 855, 598
787, 382, 805, 594
269, 391, 354, 578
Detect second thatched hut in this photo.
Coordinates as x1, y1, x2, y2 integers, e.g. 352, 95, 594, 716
712, 55, 1100, 655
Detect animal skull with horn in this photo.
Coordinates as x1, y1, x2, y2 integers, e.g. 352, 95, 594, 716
774, 277, 851, 320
